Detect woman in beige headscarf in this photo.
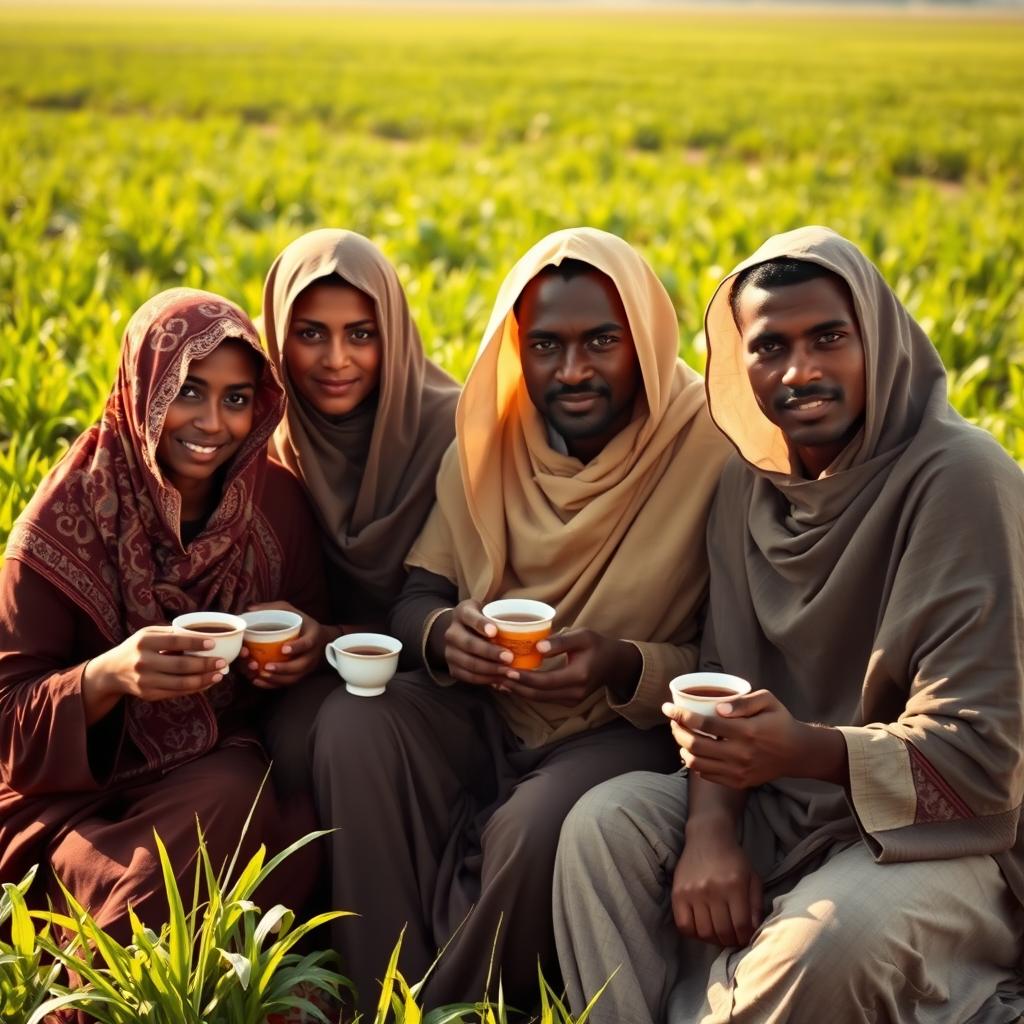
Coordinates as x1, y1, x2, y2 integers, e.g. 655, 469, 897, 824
312, 227, 732, 1014
256, 229, 459, 792
553, 226, 1024, 1024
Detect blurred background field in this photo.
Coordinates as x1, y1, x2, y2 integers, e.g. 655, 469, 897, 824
1, 3, 1023, 546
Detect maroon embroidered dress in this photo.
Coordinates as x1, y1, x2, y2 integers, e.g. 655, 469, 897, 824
0, 289, 329, 937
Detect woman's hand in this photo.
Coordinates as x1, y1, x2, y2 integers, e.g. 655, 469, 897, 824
81, 626, 226, 724
240, 600, 329, 689
433, 599, 514, 686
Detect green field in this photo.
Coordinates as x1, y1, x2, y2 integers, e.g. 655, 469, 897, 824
2, 5, 1023, 546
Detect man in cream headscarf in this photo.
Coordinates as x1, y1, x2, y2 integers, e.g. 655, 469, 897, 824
312, 227, 730, 1013
553, 226, 1024, 1023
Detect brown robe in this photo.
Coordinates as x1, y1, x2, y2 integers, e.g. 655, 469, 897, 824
0, 461, 330, 938
1, 288, 331, 939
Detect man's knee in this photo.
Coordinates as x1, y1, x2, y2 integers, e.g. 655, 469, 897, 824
561, 773, 673, 862
559, 779, 627, 856
735, 859, 921, 1013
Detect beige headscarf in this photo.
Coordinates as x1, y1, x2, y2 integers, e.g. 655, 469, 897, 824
702, 226, 1024, 903
262, 229, 460, 616
408, 227, 731, 746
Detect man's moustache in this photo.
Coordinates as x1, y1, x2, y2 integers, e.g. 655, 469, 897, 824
547, 384, 609, 402
776, 385, 841, 410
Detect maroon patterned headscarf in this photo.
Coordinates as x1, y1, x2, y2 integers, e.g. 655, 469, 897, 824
6, 288, 286, 772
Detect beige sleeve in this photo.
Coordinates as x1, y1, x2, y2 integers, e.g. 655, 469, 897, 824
837, 725, 917, 833
609, 639, 698, 729
405, 501, 459, 584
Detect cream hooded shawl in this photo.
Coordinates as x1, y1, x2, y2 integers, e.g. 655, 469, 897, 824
702, 226, 1024, 904
262, 229, 460, 619
408, 227, 731, 748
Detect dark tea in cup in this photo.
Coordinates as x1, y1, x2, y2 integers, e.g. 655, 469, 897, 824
326, 633, 403, 696
171, 611, 247, 661
668, 673, 752, 735
481, 599, 557, 670
239, 610, 303, 671
679, 685, 735, 699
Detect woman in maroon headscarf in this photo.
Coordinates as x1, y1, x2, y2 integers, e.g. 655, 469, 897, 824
0, 288, 329, 936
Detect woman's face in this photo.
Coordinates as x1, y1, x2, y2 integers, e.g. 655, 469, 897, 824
156, 339, 259, 491
284, 280, 382, 417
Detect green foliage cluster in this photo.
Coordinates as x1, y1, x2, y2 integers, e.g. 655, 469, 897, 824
1, 6, 1022, 546
1, 811, 597, 1023
1, 865, 67, 1022
37, 829, 349, 1024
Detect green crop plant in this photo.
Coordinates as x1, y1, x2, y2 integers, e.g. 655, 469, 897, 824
28, 811, 349, 1024
358, 927, 610, 1023
10, 834, 599, 1024
1, 5, 1022, 555
0, 865, 75, 1024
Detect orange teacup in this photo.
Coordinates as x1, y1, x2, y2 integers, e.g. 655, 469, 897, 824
240, 610, 302, 672
482, 599, 556, 670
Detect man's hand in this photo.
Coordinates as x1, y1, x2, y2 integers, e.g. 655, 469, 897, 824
673, 824, 763, 947
437, 599, 514, 686
240, 601, 328, 689
502, 629, 641, 705
662, 690, 847, 788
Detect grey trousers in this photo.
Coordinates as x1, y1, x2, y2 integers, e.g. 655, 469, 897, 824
312, 675, 677, 1016
553, 770, 1024, 1024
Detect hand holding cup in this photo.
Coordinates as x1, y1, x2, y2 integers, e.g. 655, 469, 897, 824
438, 599, 516, 687
240, 601, 325, 688
81, 625, 230, 725
668, 672, 751, 739
171, 611, 247, 662
481, 599, 555, 670
663, 675, 817, 788
500, 628, 641, 706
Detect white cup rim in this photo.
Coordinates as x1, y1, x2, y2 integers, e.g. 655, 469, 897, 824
240, 610, 303, 641
331, 632, 402, 659
172, 612, 247, 636
669, 672, 751, 702
481, 599, 556, 625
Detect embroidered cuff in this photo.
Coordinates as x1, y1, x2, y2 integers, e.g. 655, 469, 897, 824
838, 725, 916, 834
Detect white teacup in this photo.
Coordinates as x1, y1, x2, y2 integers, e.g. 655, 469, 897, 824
668, 672, 751, 736
172, 611, 247, 662
326, 632, 402, 697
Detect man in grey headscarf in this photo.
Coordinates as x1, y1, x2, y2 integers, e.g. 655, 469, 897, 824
553, 227, 1024, 1023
